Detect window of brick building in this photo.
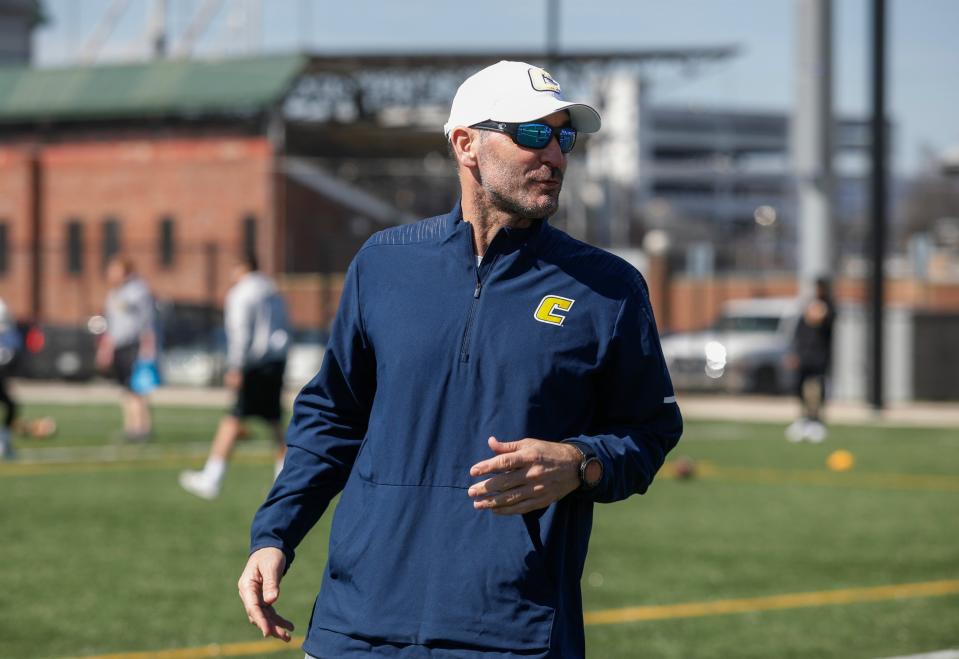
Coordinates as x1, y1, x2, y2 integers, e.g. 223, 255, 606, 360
102, 217, 120, 269
159, 216, 175, 268
242, 214, 257, 261
66, 220, 84, 275
0, 223, 8, 275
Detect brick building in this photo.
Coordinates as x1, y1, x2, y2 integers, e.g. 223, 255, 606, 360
0, 54, 364, 330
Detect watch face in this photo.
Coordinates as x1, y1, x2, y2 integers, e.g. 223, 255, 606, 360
582, 457, 602, 488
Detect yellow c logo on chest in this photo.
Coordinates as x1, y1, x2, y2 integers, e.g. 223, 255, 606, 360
534, 295, 575, 326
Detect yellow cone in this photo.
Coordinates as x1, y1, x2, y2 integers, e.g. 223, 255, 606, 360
826, 449, 855, 472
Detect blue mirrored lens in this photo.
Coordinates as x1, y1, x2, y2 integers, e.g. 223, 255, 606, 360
515, 123, 552, 148
557, 128, 577, 153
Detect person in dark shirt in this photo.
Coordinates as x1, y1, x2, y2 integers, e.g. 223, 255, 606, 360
786, 277, 836, 442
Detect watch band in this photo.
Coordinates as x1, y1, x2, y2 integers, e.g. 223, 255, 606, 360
567, 441, 602, 491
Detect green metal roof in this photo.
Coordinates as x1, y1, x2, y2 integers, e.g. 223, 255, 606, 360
0, 53, 309, 124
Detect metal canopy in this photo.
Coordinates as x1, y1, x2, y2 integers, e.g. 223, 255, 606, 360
296, 46, 737, 73
0, 47, 736, 128
285, 46, 738, 123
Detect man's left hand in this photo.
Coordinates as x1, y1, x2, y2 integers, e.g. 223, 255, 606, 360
468, 437, 581, 515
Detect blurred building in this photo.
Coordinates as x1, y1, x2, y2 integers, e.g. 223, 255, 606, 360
649, 107, 868, 229
0, 0, 42, 65
0, 49, 734, 331
0, 54, 324, 329
587, 77, 873, 272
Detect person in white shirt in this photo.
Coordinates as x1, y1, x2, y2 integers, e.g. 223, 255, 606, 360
180, 253, 290, 500
95, 257, 157, 442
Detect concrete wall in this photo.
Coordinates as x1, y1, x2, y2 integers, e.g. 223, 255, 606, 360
832, 305, 914, 403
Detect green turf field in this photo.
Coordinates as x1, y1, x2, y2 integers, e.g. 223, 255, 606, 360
1, 402, 957, 658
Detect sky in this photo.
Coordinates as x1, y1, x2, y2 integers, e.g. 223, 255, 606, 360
31, 0, 959, 176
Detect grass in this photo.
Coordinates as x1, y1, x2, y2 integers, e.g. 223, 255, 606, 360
0, 403, 957, 658
8, 402, 286, 448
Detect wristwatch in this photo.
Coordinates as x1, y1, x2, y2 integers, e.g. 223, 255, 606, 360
569, 443, 603, 491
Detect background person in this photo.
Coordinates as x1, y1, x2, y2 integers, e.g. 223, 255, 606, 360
0, 296, 20, 459
786, 277, 836, 442
237, 60, 683, 658
179, 253, 290, 500
95, 256, 157, 442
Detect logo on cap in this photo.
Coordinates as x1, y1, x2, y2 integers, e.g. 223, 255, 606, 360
529, 67, 561, 93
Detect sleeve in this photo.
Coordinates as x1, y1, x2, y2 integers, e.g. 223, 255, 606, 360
143, 291, 156, 335
225, 286, 252, 370
249, 258, 376, 568
135, 281, 156, 339
790, 301, 806, 352
563, 281, 683, 503
823, 302, 836, 364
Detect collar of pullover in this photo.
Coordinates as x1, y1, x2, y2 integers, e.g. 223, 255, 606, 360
445, 201, 549, 261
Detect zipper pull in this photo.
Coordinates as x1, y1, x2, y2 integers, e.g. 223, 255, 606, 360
473, 281, 482, 298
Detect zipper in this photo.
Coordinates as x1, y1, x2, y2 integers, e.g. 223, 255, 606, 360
459, 255, 496, 363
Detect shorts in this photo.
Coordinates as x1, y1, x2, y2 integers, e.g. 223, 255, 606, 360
113, 342, 140, 391
231, 360, 286, 422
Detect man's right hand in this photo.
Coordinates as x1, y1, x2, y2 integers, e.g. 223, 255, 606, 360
94, 338, 114, 372
237, 547, 294, 641
784, 352, 799, 370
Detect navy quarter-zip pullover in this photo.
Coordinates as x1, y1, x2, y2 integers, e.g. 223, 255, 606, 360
250, 203, 683, 658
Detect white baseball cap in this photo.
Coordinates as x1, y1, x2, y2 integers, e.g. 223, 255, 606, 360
444, 60, 602, 137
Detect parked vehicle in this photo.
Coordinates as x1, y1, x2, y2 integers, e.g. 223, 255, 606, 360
16, 299, 328, 389
13, 322, 98, 381
284, 329, 328, 391
155, 302, 227, 387
156, 299, 328, 389
660, 297, 801, 394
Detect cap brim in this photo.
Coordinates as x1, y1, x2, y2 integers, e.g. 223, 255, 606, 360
490, 98, 602, 134
564, 104, 602, 133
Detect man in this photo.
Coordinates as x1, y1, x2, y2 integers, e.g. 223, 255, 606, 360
180, 254, 290, 500
238, 60, 683, 658
786, 277, 836, 443
95, 257, 156, 441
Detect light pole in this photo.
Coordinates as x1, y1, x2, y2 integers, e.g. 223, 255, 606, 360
868, 0, 887, 411
546, 0, 560, 68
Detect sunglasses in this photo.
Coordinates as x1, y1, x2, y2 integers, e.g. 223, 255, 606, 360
471, 121, 578, 154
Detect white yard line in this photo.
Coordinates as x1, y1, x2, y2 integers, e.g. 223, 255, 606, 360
876, 651, 959, 659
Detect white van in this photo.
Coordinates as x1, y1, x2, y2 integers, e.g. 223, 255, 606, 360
660, 297, 801, 394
